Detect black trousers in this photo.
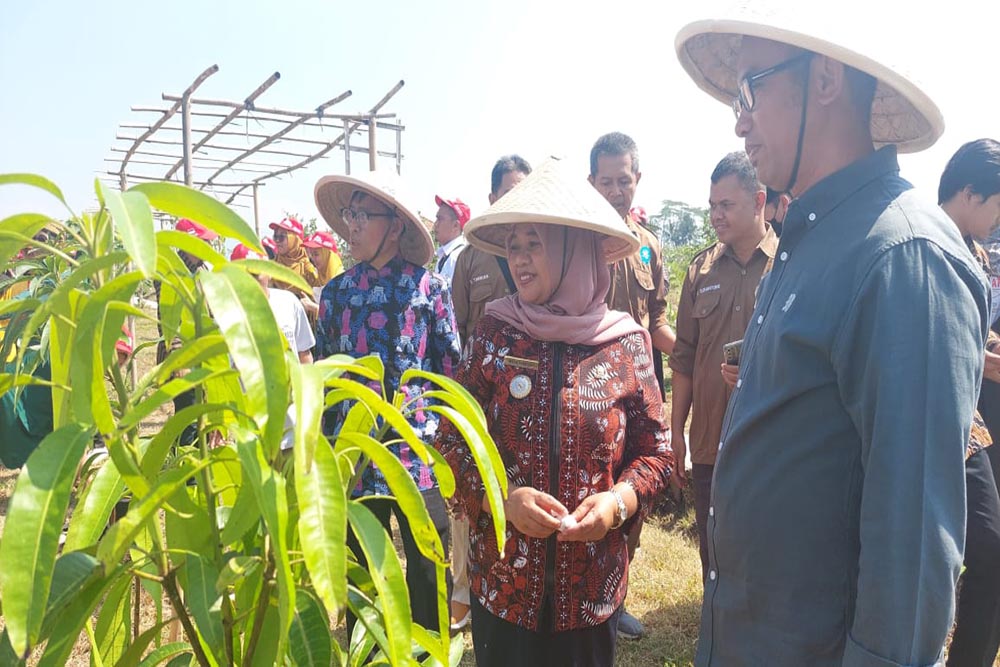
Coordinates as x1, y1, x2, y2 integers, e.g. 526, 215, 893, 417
345, 489, 452, 636
692, 463, 714, 583
948, 448, 1000, 667
470, 597, 621, 667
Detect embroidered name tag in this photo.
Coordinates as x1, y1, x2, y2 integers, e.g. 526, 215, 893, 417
504, 355, 539, 371
698, 284, 722, 295
472, 274, 491, 283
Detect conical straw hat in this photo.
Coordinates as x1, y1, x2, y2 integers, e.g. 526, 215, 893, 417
675, 2, 943, 153
464, 157, 640, 263
314, 170, 433, 266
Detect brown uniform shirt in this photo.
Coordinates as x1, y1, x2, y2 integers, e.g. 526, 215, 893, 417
452, 244, 513, 344
668, 229, 777, 465
606, 217, 670, 332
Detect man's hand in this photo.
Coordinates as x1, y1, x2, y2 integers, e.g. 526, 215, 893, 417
487, 486, 566, 538
557, 491, 618, 542
720, 363, 739, 388
985, 350, 1000, 384
670, 434, 688, 491
301, 297, 319, 317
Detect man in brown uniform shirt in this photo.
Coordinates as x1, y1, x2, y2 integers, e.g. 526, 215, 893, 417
452, 155, 532, 344
588, 132, 676, 640
447, 154, 531, 630
669, 152, 776, 580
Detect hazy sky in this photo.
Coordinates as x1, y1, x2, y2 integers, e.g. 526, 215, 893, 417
2, 0, 997, 235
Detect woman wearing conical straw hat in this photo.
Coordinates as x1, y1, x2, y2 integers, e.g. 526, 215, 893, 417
435, 158, 673, 667
675, 3, 989, 665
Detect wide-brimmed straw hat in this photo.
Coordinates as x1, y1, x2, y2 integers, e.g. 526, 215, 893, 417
314, 170, 433, 266
464, 157, 639, 263
675, 4, 943, 153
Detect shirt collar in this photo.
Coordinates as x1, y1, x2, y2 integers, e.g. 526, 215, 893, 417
356, 253, 406, 275
721, 225, 779, 262
435, 235, 467, 258
785, 145, 900, 233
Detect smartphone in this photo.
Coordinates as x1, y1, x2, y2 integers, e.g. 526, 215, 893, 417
723, 339, 743, 366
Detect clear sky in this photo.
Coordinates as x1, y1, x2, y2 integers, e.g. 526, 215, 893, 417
2, 0, 997, 233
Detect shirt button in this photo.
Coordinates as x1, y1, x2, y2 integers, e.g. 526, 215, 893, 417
757, 315, 764, 324
780, 251, 788, 261
719, 440, 724, 451
709, 570, 717, 581
808, 212, 817, 221
735, 305, 741, 312
709, 506, 715, 517
741, 269, 747, 276
736, 379, 742, 388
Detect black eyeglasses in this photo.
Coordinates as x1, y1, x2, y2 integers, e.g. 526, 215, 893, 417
732, 52, 813, 119
340, 207, 395, 228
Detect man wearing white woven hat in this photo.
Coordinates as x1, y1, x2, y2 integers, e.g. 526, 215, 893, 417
313, 170, 462, 635
676, 6, 989, 666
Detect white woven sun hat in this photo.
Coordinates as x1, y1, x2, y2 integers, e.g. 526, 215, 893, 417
314, 170, 433, 266
463, 157, 640, 263
674, 2, 944, 153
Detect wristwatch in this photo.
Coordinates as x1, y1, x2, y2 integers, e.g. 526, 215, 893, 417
610, 488, 628, 529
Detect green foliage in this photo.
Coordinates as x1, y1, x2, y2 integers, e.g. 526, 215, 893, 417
0, 175, 508, 666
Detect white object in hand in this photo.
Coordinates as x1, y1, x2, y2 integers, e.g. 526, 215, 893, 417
558, 514, 578, 532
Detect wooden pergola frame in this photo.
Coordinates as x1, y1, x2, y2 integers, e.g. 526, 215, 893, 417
103, 65, 406, 234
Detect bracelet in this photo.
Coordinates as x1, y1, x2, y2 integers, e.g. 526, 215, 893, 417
610, 488, 627, 529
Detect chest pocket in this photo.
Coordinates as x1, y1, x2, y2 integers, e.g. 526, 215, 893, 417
470, 277, 497, 303
692, 289, 721, 320
627, 253, 655, 292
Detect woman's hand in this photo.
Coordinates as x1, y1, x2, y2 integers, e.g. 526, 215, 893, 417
301, 297, 319, 316
556, 492, 618, 543
488, 486, 567, 538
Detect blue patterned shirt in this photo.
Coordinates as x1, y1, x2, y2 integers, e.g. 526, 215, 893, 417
315, 254, 461, 496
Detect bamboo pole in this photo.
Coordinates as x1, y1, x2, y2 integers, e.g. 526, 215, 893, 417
163, 71, 281, 181
123, 138, 320, 159
119, 65, 218, 179
344, 119, 351, 175
367, 115, 377, 171
252, 183, 260, 237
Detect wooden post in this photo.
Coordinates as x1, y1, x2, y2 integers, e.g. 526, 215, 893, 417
367, 115, 377, 171
395, 126, 402, 175
181, 93, 193, 187
343, 119, 352, 175
252, 183, 260, 237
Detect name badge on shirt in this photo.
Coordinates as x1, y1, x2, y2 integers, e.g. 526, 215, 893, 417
504, 355, 539, 371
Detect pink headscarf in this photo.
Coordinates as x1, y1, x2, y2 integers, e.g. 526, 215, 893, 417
486, 224, 648, 347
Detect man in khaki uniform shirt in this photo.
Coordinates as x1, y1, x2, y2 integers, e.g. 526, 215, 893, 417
447, 154, 531, 631
588, 132, 676, 640
669, 152, 776, 580
452, 155, 532, 344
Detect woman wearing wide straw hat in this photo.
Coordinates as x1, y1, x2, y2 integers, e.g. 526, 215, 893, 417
313, 170, 461, 635
675, 5, 989, 666
435, 158, 673, 667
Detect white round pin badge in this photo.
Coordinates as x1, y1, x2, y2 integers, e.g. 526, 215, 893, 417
509, 374, 532, 399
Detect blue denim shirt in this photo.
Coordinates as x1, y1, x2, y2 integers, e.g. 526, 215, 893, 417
696, 147, 990, 667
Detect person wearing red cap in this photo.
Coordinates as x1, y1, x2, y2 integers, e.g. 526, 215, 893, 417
268, 217, 321, 302
303, 231, 344, 295
433, 196, 470, 282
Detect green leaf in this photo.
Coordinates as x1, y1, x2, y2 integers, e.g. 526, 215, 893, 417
98, 182, 157, 278
97, 461, 210, 568
35, 566, 126, 667
347, 500, 411, 667
133, 334, 228, 397
93, 572, 132, 667
247, 602, 281, 667
202, 266, 290, 456
237, 434, 294, 659
232, 258, 311, 295
0, 174, 68, 207
289, 589, 333, 667
122, 367, 236, 432
136, 643, 193, 667
139, 402, 237, 479
41, 552, 103, 631
219, 481, 262, 546
294, 405, 347, 621
131, 181, 260, 249
0, 213, 53, 269
112, 620, 170, 667
185, 554, 226, 667
216, 556, 262, 593
0, 423, 92, 657
63, 455, 125, 552
157, 230, 228, 269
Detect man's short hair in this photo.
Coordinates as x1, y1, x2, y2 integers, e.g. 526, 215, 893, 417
590, 132, 639, 177
938, 138, 1000, 205
490, 155, 532, 196
844, 65, 877, 124
765, 187, 782, 206
711, 151, 763, 195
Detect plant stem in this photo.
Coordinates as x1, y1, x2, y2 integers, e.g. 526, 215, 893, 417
162, 568, 214, 667
242, 553, 275, 667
